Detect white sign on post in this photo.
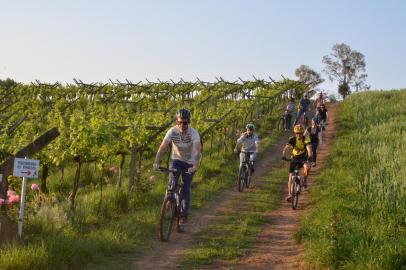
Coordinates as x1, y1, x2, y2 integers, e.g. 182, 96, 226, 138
13, 157, 40, 239
13, 158, 39, 178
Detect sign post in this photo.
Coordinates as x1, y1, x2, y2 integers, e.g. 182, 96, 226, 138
13, 157, 39, 239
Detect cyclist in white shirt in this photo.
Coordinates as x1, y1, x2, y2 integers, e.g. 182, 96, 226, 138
234, 124, 259, 173
153, 108, 201, 226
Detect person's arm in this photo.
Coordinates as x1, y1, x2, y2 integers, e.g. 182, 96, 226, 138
282, 144, 291, 158
254, 136, 259, 153
153, 139, 171, 169
191, 140, 202, 171
318, 128, 323, 145
234, 133, 246, 151
303, 128, 309, 137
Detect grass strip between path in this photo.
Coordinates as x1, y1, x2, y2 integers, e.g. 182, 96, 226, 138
177, 163, 287, 269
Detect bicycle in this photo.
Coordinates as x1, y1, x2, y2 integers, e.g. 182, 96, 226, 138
282, 158, 303, 209
238, 152, 254, 192
277, 111, 293, 131
157, 166, 189, 241
277, 113, 286, 131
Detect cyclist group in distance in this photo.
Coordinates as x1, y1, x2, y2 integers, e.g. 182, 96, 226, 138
153, 92, 328, 233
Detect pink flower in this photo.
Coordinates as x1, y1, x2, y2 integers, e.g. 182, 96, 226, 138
31, 183, 39, 191
7, 190, 16, 197
0, 198, 5, 205
8, 195, 20, 203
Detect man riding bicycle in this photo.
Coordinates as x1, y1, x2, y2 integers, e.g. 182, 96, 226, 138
294, 93, 311, 126
281, 124, 313, 202
313, 92, 325, 111
153, 108, 201, 227
316, 104, 328, 129
234, 124, 259, 174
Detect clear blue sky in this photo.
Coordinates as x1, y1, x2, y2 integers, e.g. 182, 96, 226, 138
1, 0, 405, 95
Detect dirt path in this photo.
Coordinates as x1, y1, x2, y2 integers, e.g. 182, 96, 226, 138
133, 103, 339, 270
133, 133, 292, 270
235, 103, 339, 270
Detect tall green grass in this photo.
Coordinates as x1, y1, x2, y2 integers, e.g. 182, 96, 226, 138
298, 90, 406, 269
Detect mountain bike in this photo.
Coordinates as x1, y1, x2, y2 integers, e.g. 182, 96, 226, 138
277, 111, 293, 131
238, 152, 254, 192
277, 113, 286, 131
157, 167, 189, 241
282, 158, 303, 209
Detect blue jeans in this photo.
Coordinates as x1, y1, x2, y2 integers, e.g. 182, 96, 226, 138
169, 159, 194, 218
294, 109, 308, 125
311, 142, 318, 162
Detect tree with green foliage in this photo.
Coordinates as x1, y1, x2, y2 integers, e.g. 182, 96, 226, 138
0, 78, 18, 90
322, 43, 368, 99
294, 65, 324, 91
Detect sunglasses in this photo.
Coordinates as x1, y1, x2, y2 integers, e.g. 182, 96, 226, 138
177, 121, 189, 125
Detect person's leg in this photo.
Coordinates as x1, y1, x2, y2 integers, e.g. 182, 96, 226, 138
294, 109, 304, 125
180, 169, 193, 221
303, 162, 309, 187
286, 161, 294, 201
312, 142, 318, 165
286, 114, 292, 130
171, 160, 193, 223
168, 160, 181, 191
239, 152, 245, 169
250, 152, 257, 173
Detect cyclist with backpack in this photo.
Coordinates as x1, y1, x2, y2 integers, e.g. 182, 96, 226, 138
234, 124, 259, 174
304, 118, 322, 167
281, 124, 313, 202
153, 108, 201, 227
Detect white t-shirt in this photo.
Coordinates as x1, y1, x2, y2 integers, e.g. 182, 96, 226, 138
237, 133, 259, 153
163, 126, 200, 164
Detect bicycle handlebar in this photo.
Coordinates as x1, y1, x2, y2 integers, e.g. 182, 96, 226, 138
157, 166, 191, 174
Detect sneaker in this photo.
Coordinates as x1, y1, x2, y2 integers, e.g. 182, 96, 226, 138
285, 195, 292, 202
312, 162, 317, 167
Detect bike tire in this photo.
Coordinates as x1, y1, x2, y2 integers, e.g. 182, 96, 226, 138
291, 178, 299, 209
159, 196, 176, 241
238, 166, 246, 192
277, 117, 284, 131
245, 166, 252, 188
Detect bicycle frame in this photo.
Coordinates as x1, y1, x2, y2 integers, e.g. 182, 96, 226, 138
158, 167, 190, 241
238, 152, 254, 192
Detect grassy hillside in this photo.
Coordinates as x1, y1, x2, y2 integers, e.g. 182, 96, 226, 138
299, 90, 406, 269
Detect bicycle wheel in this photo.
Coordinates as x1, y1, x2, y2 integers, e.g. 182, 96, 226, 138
277, 117, 285, 131
291, 178, 299, 209
238, 166, 246, 192
159, 196, 176, 241
245, 166, 252, 188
